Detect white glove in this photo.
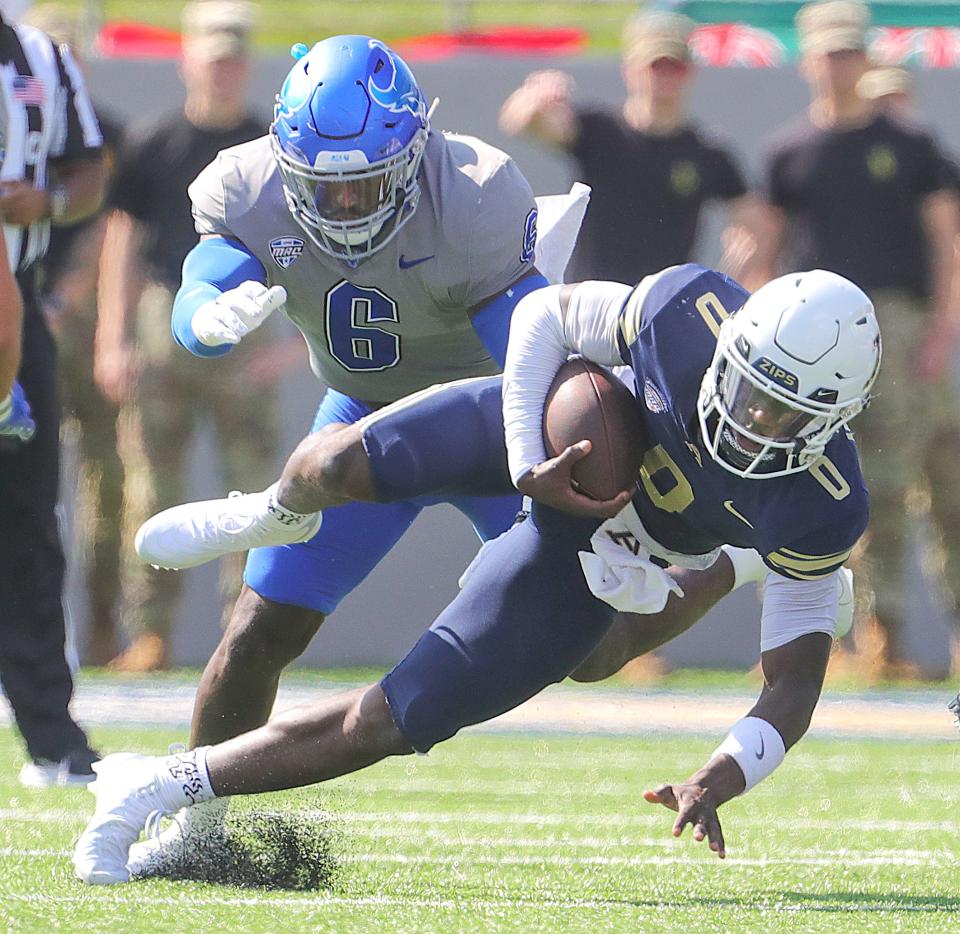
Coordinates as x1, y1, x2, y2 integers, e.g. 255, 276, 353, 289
192, 281, 288, 347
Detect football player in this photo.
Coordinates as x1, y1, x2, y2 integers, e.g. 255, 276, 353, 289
75, 264, 879, 883
119, 34, 564, 862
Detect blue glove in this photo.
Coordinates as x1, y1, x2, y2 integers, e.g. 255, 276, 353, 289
0, 381, 36, 442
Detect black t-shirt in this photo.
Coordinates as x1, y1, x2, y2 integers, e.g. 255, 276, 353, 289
41, 101, 124, 290
764, 113, 957, 298
567, 108, 747, 284
109, 110, 265, 288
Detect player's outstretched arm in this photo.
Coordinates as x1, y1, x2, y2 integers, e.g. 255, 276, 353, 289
171, 236, 284, 356
644, 630, 831, 858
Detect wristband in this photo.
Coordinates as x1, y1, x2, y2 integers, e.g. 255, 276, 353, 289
712, 716, 786, 793
0, 392, 11, 419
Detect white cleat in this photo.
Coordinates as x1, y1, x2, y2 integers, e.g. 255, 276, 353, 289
134, 482, 323, 570
126, 799, 227, 879
73, 753, 173, 885
835, 566, 855, 640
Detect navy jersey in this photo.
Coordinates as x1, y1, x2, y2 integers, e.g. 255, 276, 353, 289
616, 264, 869, 580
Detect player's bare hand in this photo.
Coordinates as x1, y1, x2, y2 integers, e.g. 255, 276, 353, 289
0, 181, 51, 226
522, 70, 575, 104
94, 342, 139, 405
643, 782, 727, 859
516, 441, 633, 519
500, 70, 576, 144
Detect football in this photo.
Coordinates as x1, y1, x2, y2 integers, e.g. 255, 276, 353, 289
542, 357, 645, 501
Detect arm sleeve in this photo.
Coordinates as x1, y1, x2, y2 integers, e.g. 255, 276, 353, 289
760, 569, 841, 652
502, 279, 631, 484
171, 237, 267, 357
470, 272, 549, 367
51, 43, 102, 160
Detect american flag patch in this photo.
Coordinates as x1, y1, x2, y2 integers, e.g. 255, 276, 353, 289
12, 75, 45, 106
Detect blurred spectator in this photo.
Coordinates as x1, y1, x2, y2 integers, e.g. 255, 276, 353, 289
95, 0, 285, 672
857, 65, 914, 120
23, 2, 126, 667
499, 10, 760, 284
0, 1, 106, 786
746, 0, 960, 675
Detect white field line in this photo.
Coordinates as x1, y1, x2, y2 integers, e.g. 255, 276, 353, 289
0, 846, 950, 869
2, 681, 951, 739
1, 893, 955, 914
2, 838, 951, 860
3, 808, 959, 835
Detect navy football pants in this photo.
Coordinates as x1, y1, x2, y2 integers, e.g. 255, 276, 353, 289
366, 376, 616, 752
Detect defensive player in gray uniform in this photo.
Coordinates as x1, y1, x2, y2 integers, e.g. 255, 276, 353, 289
127, 36, 549, 872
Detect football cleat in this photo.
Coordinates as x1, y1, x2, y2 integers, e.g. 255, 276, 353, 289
134, 482, 322, 570
126, 799, 228, 880
19, 747, 98, 789
948, 693, 960, 732
73, 753, 174, 885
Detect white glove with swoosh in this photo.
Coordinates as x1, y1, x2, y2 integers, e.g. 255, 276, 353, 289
192, 281, 288, 347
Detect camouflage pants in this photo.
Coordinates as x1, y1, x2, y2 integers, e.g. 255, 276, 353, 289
57, 302, 124, 633
125, 283, 280, 638
852, 290, 960, 660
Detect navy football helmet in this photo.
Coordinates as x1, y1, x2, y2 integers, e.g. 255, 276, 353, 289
271, 35, 430, 262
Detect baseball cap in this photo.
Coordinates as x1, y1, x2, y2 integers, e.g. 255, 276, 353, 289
622, 11, 694, 65
20, 3, 79, 47
181, 0, 257, 60
0, 1, 33, 21
857, 66, 913, 100
796, 0, 870, 55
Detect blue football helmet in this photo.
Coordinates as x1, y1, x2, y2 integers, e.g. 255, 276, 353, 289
270, 35, 430, 262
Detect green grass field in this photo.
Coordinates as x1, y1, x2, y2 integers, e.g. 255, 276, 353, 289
2, 696, 959, 932
46, 1, 639, 53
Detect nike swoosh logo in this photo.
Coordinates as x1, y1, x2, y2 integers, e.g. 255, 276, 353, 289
723, 499, 754, 528
756, 736, 765, 760
399, 254, 435, 270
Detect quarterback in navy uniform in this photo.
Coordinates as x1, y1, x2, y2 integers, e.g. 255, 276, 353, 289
75, 264, 880, 883
124, 34, 558, 861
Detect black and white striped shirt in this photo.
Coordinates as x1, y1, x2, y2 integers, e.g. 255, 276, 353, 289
0, 14, 101, 274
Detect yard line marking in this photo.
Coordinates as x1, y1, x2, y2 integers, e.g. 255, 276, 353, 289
3, 809, 959, 835
337, 852, 945, 868
0, 847, 948, 868
3, 893, 953, 913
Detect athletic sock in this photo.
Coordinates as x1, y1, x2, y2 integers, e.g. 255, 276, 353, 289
264, 482, 318, 528
154, 746, 217, 811
721, 545, 768, 590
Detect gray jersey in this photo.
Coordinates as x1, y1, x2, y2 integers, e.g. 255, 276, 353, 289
189, 131, 537, 404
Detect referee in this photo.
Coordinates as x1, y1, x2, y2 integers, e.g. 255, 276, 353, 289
0, 5, 106, 787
